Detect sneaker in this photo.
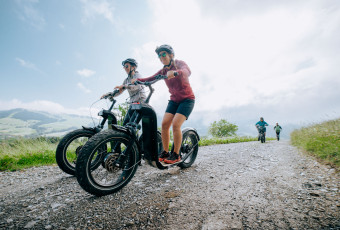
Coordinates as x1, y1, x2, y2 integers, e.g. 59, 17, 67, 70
164, 152, 181, 164
159, 150, 170, 162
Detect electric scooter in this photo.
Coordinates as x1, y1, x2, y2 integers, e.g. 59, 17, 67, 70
75, 75, 200, 196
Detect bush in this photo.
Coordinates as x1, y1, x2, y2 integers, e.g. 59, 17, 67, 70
209, 119, 238, 138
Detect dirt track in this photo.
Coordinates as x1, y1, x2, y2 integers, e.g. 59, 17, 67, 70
0, 140, 339, 229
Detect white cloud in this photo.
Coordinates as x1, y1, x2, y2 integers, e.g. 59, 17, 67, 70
77, 82, 92, 94
76, 68, 96, 77
14, 0, 46, 30
140, 0, 340, 123
16, 57, 44, 74
16, 58, 36, 69
0, 99, 91, 116
80, 0, 116, 24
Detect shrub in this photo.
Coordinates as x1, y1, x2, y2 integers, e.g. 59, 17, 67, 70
209, 119, 238, 138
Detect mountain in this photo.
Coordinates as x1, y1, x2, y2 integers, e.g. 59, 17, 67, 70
0, 108, 299, 140
0, 108, 95, 139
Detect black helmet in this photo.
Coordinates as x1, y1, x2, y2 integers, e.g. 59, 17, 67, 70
155, 44, 174, 55
122, 58, 138, 67
260, 117, 264, 120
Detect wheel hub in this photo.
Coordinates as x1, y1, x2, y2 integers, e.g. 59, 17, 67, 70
104, 153, 120, 173
181, 144, 191, 153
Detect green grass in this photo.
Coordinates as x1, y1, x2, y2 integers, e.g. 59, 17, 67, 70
0, 137, 59, 171
0, 135, 273, 172
199, 136, 275, 146
290, 118, 340, 169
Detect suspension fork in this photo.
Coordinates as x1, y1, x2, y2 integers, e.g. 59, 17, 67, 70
114, 134, 137, 168
114, 113, 141, 168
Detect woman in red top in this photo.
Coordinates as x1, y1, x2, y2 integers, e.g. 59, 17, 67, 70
133, 45, 195, 164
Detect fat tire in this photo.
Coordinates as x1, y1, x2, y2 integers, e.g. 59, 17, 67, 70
76, 129, 139, 196
178, 130, 199, 169
56, 129, 95, 175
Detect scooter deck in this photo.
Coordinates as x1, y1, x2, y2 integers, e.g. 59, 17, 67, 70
160, 160, 183, 167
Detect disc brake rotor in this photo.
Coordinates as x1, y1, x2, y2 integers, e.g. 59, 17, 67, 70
104, 153, 120, 173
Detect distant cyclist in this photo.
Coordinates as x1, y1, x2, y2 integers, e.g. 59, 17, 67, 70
255, 117, 269, 140
274, 122, 282, 141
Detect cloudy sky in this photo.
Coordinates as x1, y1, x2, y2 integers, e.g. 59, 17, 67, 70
1, 0, 339, 131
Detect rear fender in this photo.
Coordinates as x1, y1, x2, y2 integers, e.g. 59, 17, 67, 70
182, 127, 200, 141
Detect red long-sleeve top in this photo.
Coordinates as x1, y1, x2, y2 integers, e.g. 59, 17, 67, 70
137, 60, 195, 103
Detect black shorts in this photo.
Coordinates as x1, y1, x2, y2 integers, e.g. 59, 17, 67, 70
165, 99, 195, 119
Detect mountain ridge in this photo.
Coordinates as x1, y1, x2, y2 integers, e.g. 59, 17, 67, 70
0, 108, 95, 139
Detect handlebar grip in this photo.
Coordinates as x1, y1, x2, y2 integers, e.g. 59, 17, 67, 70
102, 89, 120, 99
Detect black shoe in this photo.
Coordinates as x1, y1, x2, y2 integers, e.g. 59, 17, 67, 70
159, 150, 170, 162
164, 152, 181, 164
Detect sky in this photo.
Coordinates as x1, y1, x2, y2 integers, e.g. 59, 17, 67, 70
1, 0, 340, 133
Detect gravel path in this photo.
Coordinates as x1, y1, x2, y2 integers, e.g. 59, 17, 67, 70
0, 140, 339, 229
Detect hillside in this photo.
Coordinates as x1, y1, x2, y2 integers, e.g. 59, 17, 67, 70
291, 118, 340, 168
0, 109, 95, 139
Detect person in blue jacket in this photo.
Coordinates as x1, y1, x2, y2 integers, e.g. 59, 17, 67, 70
255, 117, 269, 140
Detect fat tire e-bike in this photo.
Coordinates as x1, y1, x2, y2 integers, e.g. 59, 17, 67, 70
75, 75, 200, 196
257, 126, 266, 143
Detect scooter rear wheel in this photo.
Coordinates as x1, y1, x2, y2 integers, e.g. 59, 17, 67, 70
178, 130, 199, 169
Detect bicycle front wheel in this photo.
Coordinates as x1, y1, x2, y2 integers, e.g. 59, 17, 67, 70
56, 129, 94, 175
76, 129, 139, 196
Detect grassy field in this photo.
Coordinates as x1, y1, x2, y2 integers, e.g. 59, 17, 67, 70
198, 136, 275, 146
0, 137, 60, 171
0, 135, 274, 171
290, 118, 340, 169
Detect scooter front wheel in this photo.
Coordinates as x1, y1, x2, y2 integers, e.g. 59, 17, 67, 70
56, 129, 95, 175
76, 129, 139, 196
178, 130, 199, 169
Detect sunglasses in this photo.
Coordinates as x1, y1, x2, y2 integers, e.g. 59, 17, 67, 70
158, 52, 167, 58
124, 65, 129, 69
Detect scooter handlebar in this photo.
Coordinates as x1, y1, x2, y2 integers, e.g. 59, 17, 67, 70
131, 74, 168, 86
102, 89, 120, 99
